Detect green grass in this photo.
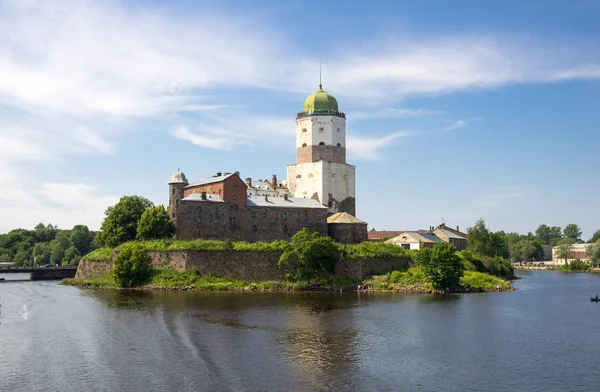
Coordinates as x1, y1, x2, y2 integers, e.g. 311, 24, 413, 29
84, 248, 114, 262
62, 273, 117, 287
343, 241, 411, 259
460, 271, 511, 290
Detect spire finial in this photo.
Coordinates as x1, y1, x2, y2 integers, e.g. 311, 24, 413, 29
319, 62, 322, 90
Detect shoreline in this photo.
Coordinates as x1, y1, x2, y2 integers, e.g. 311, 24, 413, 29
60, 280, 514, 294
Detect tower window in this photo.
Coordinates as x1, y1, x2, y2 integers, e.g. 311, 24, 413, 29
302, 128, 307, 133
172, 188, 175, 195
302, 143, 307, 147
337, 128, 340, 132
319, 127, 324, 132
284, 225, 288, 233
296, 174, 302, 179
319, 142, 325, 146
252, 225, 257, 232
308, 173, 313, 178
337, 143, 341, 147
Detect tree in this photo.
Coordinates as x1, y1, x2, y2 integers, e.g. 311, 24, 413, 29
136, 205, 176, 240
587, 240, 600, 268
63, 246, 82, 266
278, 229, 339, 282
70, 225, 94, 255
95, 196, 154, 247
34, 223, 57, 243
588, 230, 600, 244
415, 242, 464, 289
488, 231, 509, 258
50, 231, 73, 266
112, 242, 153, 287
563, 224, 582, 243
555, 238, 576, 264
467, 219, 490, 256
509, 239, 544, 262
32, 242, 52, 265
535, 224, 562, 245
13, 241, 34, 266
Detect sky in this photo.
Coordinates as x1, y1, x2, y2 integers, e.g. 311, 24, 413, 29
0, 0, 599, 238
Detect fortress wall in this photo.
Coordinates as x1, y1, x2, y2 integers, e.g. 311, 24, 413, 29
76, 250, 411, 282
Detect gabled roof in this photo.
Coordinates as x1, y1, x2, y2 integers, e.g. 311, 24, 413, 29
435, 226, 468, 239
185, 173, 237, 188
368, 230, 405, 240
386, 231, 442, 244
246, 194, 326, 209
327, 212, 367, 224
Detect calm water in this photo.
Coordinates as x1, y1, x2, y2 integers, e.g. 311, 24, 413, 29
1, 271, 600, 392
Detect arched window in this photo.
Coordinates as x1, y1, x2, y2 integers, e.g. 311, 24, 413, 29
302, 128, 307, 133
302, 143, 307, 147
319, 142, 325, 146
336, 143, 341, 147
296, 174, 302, 179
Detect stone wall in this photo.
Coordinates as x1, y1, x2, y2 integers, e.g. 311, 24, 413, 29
75, 258, 113, 279
296, 145, 346, 164
328, 222, 368, 244
176, 202, 328, 242
76, 250, 411, 282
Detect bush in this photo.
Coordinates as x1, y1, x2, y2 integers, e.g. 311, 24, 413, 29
460, 271, 510, 291
560, 259, 590, 272
112, 243, 153, 287
415, 242, 464, 289
343, 242, 409, 259
278, 229, 339, 282
136, 205, 176, 241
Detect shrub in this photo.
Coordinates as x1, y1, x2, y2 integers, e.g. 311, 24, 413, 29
460, 271, 510, 291
415, 242, 464, 289
560, 259, 590, 272
278, 229, 339, 282
112, 243, 153, 287
343, 242, 410, 259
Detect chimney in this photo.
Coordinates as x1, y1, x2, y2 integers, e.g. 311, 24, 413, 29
245, 177, 252, 186
216, 172, 222, 177
201, 191, 207, 200
272, 174, 278, 188
456, 226, 460, 232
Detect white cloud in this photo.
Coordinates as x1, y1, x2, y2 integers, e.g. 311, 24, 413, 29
480, 191, 524, 209
351, 108, 443, 120
444, 120, 467, 131
347, 131, 417, 161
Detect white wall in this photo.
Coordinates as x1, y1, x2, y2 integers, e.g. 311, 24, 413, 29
296, 115, 346, 148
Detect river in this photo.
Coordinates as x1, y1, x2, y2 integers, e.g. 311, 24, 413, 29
1, 271, 600, 392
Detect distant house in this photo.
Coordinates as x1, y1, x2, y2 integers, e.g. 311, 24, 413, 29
433, 224, 468, 251
541, 245, 553, 261
386, 231, 442, 250
552, 243, 593, 265
327, 212, 368, 244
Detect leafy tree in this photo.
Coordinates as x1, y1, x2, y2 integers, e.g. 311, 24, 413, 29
50, 231, 73, 266
563, 224, 582, 243
34, 223, 57, 243
488, 231, 510, 258
509, 239, 544, 262
467, 219, 490, 256
95, 196, 154, 247
415, 242, 464, 289
555, 238, 576, 264
588, 230, 600, 244
278, 228, 339, 282
70, 225, 94, 255
0, 248, 11, 262
32, 242, 52, 265
587, 240, 600, 268
13, 241, 34, 266
136, 205, 176, 240
112, 242, 153, 287
63, 246, 82, 266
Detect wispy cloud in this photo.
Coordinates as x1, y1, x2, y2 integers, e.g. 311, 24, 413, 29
444, 120, 467, 131
351, 108, 443, 120
347, 131, 417, 161
479, 191, 525, 208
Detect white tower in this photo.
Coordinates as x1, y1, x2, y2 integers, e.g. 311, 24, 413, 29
286, 82, 356, 216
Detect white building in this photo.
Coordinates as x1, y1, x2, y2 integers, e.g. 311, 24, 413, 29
286, 83, 356, 216
386, 231, 443, 250
551, 243, 593, 265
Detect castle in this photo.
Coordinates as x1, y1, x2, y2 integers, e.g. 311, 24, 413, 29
168, 83, 367, 244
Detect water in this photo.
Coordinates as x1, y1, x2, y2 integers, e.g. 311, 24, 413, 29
1, 271, 600, 392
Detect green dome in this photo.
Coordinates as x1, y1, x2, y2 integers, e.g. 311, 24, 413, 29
303, 85, 338, 113
169, 169, 188, 184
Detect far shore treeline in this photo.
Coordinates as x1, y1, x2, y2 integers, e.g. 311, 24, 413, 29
1, 195, 600, 269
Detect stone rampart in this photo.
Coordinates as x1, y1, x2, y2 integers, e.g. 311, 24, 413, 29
76, 250, 410, 281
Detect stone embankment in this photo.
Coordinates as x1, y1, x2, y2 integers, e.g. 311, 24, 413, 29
75, 250, 410, 282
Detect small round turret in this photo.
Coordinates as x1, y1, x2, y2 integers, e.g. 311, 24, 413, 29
169, 169, 188, 184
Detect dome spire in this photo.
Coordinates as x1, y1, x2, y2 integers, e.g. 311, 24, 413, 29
319, 61, 323, 91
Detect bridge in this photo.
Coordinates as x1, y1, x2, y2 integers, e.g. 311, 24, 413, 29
0, 267, 77, 280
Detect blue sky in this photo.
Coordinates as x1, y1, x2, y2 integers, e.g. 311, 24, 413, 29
0, 0, 599, 238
